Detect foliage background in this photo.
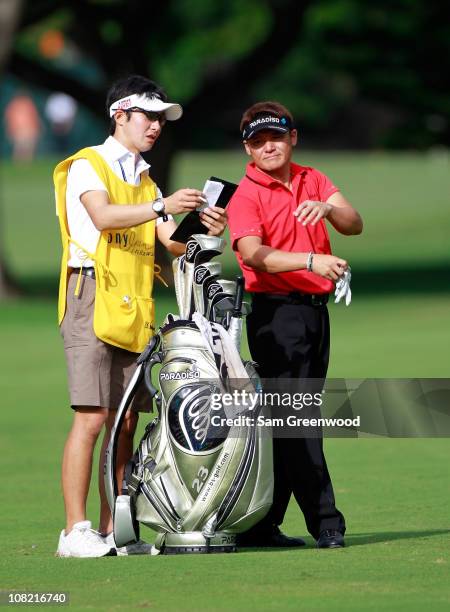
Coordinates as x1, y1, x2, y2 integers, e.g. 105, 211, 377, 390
0, 1, 449, 610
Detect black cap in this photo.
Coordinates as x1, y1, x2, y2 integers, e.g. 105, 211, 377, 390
242, 114, 292, 141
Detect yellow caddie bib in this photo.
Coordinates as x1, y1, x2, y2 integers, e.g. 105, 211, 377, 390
54, 147, 158, 353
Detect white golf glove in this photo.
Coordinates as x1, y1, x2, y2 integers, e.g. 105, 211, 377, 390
334, 267, 352, 306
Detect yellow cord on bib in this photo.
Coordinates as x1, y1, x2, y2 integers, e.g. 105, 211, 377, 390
154, 263, 168, 288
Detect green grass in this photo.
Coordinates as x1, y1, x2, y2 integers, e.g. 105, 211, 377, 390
0, 292, 449, 379
0, 151, 449, 609
0, 297, 449, 610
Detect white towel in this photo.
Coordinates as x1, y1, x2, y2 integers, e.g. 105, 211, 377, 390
192, 312, 248, 380
192, 313, 257, 417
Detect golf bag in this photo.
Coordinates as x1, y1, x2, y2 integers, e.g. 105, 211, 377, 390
105, 235, 273, 554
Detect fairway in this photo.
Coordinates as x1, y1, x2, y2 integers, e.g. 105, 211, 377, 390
0, 151, 449, 610
0, 296, 449, 610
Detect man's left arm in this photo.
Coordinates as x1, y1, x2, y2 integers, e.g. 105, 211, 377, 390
294, 192, 363, 236
157, 205, 228, 255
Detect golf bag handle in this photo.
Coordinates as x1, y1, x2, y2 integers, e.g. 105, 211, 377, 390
144, 352, 163, 402
137, 334, 160, 364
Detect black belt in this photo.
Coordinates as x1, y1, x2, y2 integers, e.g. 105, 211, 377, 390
71, 267, 96, 279
252, 291, 329, 307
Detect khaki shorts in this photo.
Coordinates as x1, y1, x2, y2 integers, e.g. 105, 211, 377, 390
60, 273, 151, 412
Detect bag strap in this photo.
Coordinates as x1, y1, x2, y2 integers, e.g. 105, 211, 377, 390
104, 334, 160, 512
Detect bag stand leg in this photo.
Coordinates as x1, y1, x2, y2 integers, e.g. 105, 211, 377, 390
104, 337, 159, 548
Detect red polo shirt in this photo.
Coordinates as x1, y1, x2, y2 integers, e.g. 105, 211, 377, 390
228, 162, 339, 294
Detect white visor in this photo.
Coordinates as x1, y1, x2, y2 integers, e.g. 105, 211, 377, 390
109, 93, 183, 121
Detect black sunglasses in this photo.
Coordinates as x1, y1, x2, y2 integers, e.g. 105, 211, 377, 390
126, 107, 166, 124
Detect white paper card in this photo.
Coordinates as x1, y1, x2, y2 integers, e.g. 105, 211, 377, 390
198, 180, 224, 210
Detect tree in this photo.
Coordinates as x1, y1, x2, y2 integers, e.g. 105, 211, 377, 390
6, 0, 450, 154
257, 0, 450, 148
8, 0, 311, 190
0, 0, 24, 298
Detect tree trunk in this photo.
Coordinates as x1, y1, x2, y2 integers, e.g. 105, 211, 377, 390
0, 0, 24, 298
143, 124, 177, 284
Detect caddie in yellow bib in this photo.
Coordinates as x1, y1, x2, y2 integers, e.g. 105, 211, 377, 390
55, 147, 158, 353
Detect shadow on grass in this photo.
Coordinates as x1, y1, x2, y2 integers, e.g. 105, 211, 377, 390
9, 262, 450, 298
345, 528, 450, 547
236, 529, 450, 552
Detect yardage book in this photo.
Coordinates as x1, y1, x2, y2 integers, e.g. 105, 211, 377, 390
170, 176, 238, 243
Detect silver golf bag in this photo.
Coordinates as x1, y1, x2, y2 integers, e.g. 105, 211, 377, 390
105, 235, 273, 554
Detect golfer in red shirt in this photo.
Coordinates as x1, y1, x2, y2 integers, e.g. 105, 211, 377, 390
228, 101, 363, 549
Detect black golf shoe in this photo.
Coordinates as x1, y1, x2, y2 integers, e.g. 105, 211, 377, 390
237, 528, 306, 548
317, 529, 345, 549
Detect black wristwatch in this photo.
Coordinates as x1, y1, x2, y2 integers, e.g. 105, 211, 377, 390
152, 198, 168, 222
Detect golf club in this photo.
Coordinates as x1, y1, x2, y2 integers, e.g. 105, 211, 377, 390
172, 256, 185, 317
192, 261, 222, 316
184, 235, 225, 319
206, 279, 236, 321
212, 297, 250, 327
227, 276, 245, 352
191, 235, 225, 267
182, 237, 204, 319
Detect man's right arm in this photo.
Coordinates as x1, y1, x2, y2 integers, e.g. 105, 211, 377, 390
237, 236, 347, 282
80, 188, 204, 231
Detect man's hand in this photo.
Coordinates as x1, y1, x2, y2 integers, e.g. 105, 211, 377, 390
294, 200, 332, 226
163, 188, 205, 215
295, 192, 363, 235
312, 254, 347, 281
199, 206, 228, 236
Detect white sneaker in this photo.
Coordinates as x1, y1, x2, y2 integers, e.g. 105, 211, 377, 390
56, 521, 116, 558
103, 532, 152, 556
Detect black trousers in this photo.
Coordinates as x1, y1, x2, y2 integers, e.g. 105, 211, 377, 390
246, 294, 346, 540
